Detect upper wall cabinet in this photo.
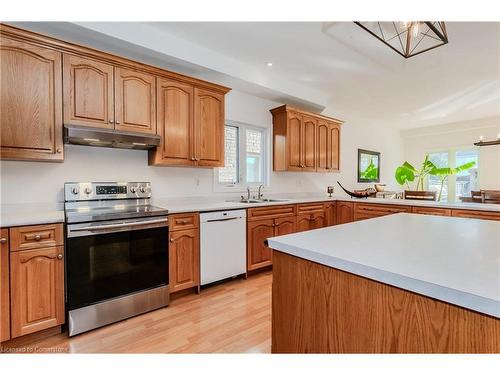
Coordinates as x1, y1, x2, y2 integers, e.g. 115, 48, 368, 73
63, 56, 157, 134
0, 24, 229, 163
149, 85, 226, 167
271, 105, 343, 173
0, 36, 63, 162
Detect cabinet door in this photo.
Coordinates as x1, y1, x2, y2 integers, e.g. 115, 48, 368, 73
194, 88, 224, 167
316, 120, 329, 172
328, 122, 340, 171
10, 246, 65, 338
1, 37, 63, 161
150, 79, 194, 166
1, 229, 9, 342
302, 115, 317, 171
336, 201, 354, 224
287, 111, 303, 171
310, 212, 326, 229
169, 229, 199, 293
296, 214, 313, 232
274, 217, 296, 236
247, 219, 274, 271
63, 54, 114, 129
325, 202, 336, 226
114, 67, 156, 134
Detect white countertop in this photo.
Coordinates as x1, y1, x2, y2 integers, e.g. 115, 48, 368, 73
267, 213, 500, 318
1, 203, 65, 227
1, 193, 498, 227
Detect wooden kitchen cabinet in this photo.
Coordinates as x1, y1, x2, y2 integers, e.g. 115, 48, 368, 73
150, 79, 194, 166
336, 201, 354, 224
297, 209, 326, 232
354, 203, 411, 221
114, 67, 156, 134
412, 206, 451, 217
193, 88, 225, 167
324, 202, 336, 226
270, 105, 343, 172
1, 229, 10, 342
63, 54, 115, 129
10, 246, 65, 338
169, 229, 200, 293
0, 36, 63, 162
451, 209, 500, 221
247, 219, 275, 271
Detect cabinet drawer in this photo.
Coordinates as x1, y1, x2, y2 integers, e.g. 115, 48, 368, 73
354, 203, 411, 221
247, 204, 297, 221
169, 213, 199, 231
451, 209, 500, 221
297, 203, 325, 215
9, 224, 63, 252
412, 206, 451, 216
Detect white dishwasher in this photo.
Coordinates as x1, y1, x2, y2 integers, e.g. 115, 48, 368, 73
200, 209, 247, 286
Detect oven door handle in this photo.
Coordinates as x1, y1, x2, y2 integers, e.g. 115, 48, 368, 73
68, 217, 168, 237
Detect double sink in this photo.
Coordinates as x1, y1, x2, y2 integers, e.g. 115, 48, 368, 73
229, 198, 290, 204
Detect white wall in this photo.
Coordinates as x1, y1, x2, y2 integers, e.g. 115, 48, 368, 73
0, 89, 403, 205
401, 117, 500, 190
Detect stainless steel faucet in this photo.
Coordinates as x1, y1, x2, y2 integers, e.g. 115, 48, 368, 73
257, 185, 264, 200
246, 186, 251, 200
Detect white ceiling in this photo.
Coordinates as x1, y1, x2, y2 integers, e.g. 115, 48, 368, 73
148, 22, 500, 129
13, 21, 500, 129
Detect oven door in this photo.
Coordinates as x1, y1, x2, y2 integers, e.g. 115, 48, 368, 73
66, 216, 168, 311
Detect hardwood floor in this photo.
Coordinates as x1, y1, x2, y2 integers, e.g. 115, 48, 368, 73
1, 271, 272, 354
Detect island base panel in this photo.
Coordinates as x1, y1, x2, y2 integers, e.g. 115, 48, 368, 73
271, 251, 500, 353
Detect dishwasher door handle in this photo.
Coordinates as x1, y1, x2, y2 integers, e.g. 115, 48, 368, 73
205, 217, 241, 223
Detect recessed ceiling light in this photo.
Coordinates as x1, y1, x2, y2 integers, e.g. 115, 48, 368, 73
266, 62, 273, 67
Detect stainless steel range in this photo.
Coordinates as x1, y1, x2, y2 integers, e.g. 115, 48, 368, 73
64, 182, 169, 336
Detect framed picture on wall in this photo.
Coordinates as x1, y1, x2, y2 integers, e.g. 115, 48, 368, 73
358, 149, 380, 183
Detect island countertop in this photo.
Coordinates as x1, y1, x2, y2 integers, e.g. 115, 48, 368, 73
267, 213, 500, 318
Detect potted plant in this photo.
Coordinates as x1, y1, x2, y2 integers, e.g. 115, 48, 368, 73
395, 155, 475, 201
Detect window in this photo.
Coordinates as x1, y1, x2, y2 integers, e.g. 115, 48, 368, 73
426, 149, 479, 202
215, 121, 269, 191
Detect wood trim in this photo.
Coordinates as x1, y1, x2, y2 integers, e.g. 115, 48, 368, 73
354, 203, 411, 221
247, 205, 297, 221
0, 229, 10, 342
297, 202, 325, 215
169, 213, 200, 232
272, 251, 500, 353
9, 224, 63, 252
270, 104, 344, 124
0, 23, 230, 95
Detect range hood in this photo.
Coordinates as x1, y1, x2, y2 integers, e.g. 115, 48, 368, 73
64, 124, 160, 150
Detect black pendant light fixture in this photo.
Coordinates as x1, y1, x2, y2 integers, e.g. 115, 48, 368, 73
354, 22, 448, 58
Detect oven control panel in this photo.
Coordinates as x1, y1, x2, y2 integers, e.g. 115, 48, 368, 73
64, 182, 151, 201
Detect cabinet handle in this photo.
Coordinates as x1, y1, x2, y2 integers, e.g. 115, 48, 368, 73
109, 120, 114, 124
0, 238, 6, 244
178, 220, 188, 224
56, 148, 62, 153
170, 238, 174, 242
34, 234, 41, 241
116, 121, 120, 125
57, 254, 63, 260
191, 157, 196, 161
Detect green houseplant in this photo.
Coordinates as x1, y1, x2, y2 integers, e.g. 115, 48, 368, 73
395, 155, 476, 201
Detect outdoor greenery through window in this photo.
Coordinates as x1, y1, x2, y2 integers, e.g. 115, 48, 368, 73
216, 122, 268, 189
427, 149, 479, 202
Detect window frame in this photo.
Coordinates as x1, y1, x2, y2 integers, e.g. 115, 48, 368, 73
213, 120, 270, 193
425, 147, 479, 202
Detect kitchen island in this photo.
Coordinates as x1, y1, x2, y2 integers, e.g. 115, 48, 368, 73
267, 213, 500, 353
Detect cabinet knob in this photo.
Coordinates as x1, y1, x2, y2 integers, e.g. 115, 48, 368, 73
0, 238, 6, 244
170, 238, 174, 242
34, 234, 41, 241
57, 254, 63, 260
191, 157, 196, 161
116, 121, 120, 125
109, 120, 114, 124
56, 148, 62, 153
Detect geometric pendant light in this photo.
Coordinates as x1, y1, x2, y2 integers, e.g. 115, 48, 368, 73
354, 22, 448, 58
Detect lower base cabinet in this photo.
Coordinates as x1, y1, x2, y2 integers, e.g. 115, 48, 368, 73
1, 229, 10, 342
168, 213, 200, 293
10, 246, 65, 338
336, 201, 354, 224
